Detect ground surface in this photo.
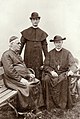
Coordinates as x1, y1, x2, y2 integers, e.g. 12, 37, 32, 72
0, 78, 80, 119
0, 91, 80, 119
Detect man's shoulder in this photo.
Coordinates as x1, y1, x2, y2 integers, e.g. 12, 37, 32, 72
48, 49, 55, 55
49, 48, 55, 52
21, 27, 32, 33
62, 48, 71, 54
37, 27, 48, 37
38, 27, 47, 33
2, 50, 12, 57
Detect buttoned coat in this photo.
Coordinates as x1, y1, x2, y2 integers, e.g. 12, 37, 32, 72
1, 49, 41, 111
19, 27, 48, 79
42, 48, 76, 110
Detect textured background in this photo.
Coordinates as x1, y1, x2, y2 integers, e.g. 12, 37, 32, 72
0, 0, 80, 61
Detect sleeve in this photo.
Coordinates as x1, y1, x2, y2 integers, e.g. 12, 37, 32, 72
41, 39, 48, 57
19, 36, 26, 54
43, 53, 54, 73
68, 52, 77, 73
1, 53, 22, 82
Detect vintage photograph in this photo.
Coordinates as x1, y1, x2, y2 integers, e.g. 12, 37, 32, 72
0, 0, 80, 119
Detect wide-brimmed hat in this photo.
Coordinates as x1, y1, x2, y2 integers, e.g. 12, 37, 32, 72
30, 12, 40, 19
50, 35, 66, 42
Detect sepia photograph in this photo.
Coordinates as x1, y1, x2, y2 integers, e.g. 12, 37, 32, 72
0, 0, 80, 119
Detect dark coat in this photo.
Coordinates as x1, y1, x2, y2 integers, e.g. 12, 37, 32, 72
42, 48, 76, 110
19, 27, 48, 79
44, 48, 76, 74
1, 49, 42, 111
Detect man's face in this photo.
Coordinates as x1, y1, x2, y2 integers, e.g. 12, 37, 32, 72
54, 40, 63, 50
31, 18, 40, 27
11, 39, 21, 52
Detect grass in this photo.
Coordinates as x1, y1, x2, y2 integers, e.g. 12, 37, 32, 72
0, 95, 80, 119
0, 78, 80, 119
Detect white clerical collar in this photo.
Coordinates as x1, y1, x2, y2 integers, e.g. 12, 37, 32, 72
32, 26, 38, 28
55, 48, 62, 52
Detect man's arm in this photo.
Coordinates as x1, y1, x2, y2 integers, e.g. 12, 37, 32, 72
1, 53, 21, 82
43, 53, 58, 77
68, 52, 77, 72
19, 36, 26, 54
67, 52, 77, 76
41, 39, 48, 57
43, 53, 55, 72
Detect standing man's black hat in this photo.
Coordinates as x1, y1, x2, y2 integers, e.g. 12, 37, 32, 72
30, 12, 40, 19
50, 35, 66, 42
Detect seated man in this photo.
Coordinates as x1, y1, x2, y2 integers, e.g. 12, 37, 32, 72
70, 58, 80, 101
1, 36, 43, 113
41, 35, 77, 111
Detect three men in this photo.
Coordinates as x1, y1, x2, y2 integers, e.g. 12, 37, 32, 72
41, 35, 77, 111
1, 10, 79, 114
1, 36, 42, 113
19, 12, 48, 80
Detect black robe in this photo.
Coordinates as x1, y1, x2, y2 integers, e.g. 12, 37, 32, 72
42, 48, 76, 110
20, 27, 48, 80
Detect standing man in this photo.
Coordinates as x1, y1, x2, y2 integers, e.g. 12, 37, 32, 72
41, 35, 77, 111
19, 12, 48, 80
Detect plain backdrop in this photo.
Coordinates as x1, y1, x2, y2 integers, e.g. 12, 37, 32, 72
0, 0, 80, 64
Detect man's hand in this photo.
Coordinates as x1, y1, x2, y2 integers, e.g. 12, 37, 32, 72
20, 78, 28, 85
50, 70, 58, 77
29, 74, 35, 78
67, 70, 74, 76
28, 74, 35, 82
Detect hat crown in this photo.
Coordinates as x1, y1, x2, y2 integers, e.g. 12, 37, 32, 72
30, 12, 40, 19
54, 35, 63, 40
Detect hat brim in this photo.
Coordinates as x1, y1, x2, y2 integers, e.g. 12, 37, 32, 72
30, 17, 40, 20
50, 38, 66, 42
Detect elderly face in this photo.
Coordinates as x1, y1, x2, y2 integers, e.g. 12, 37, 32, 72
10, 39, 21, 52
54, 40, 63, 50
31, 18, 40, 27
